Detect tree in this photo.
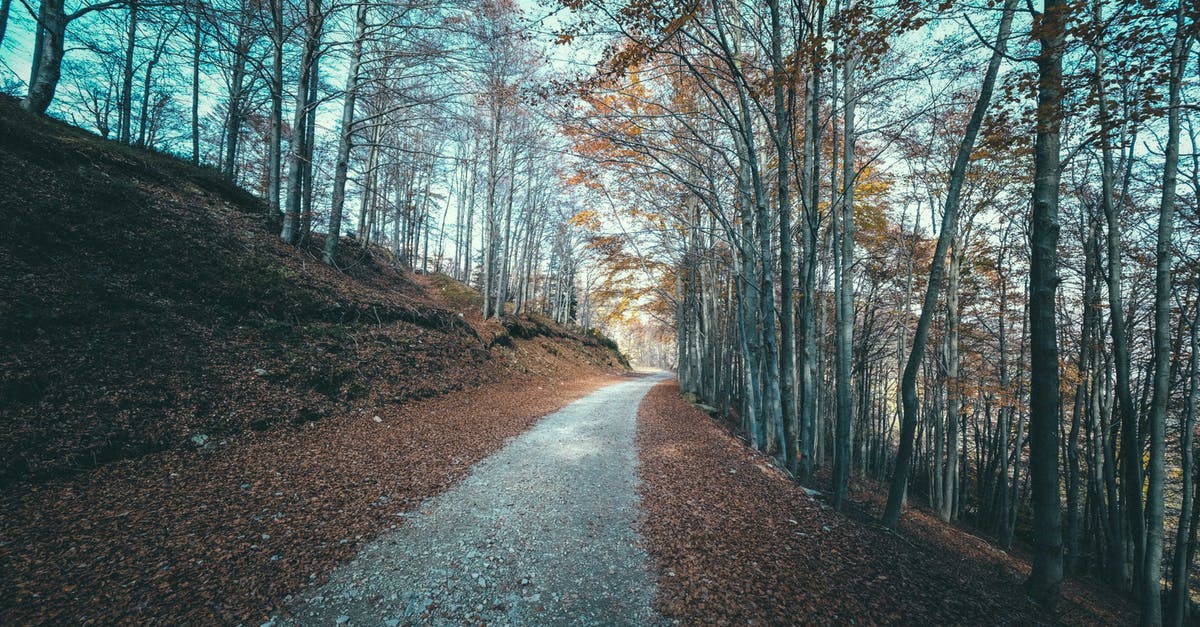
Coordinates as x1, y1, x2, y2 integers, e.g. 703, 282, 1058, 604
1143, 4, 1192, 624
24, 0, 127, 114
280, 0, 326, 244
883, 0, 1017, 529
325, 0, 369, 265
1024, 0, 1067, 609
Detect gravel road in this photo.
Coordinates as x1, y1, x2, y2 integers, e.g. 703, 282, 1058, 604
280, 374, 667, 626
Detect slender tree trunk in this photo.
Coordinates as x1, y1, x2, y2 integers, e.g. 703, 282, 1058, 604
136, 36, 167, 148
356, 125, 378, 242
324, 0, 368, 265
190, 0, 202, 165
280, 0, 322, 245
481, 102, 501, 318
882, 0, 1016, 527
267, 0, 284, 223
1171, 291, 1199, 626
0, 0, 12, 48
118, 0, 138, 144
298, 55, 319, 239
222, 23, 250, 180
797, 8, 822, 482
1091, 2, 1141, 590
832, 46, 856, 511
463, 152, 478, 282
497, 150, 516, 316
941, 240, 963, 521
1065, 219, 1099, 571
1067, 221, 1100, 573
1001, 301, 1031, 549
1142, 8, 1189, 625
769, 0, 798, 475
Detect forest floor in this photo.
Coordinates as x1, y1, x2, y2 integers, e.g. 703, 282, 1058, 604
4, 368, 1145, 625
637, 380, 1138, 625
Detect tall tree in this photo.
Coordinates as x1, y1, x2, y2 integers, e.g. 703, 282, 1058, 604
280, 0, 326, 244
325, 0, 369, 265
1024, 0, 1067, 609
883, 0, 1017, 528
1143, 4, 1192, 624
23, 0, 126, 114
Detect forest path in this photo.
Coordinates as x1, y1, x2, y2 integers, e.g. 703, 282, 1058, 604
282, 373, 668, 626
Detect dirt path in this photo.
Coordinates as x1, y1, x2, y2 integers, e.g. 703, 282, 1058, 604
281, 374, 668, 626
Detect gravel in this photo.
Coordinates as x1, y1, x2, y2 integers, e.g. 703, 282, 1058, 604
281, 374, 668, 626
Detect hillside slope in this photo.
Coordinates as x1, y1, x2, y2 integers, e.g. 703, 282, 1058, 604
0, 95, 626, 485
638, 382, 1137, 625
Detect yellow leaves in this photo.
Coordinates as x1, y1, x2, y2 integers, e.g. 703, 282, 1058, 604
563, 168, 607, 192
569, 209, 603, 232
852, 164, 895, 253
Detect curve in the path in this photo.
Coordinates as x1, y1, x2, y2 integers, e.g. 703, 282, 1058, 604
282, 373, 668, 626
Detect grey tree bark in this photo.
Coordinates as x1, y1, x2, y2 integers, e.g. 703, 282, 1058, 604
220, 15, 251, 180
832, 44, 856, 512
324, 0, 369, 265
117, 0, 137, 144
266, 0, 284, 223
190, 0, 202, 165
797, 1, 824, 484
768, 0, 798, 474
280, 0, 324, 245
1024, 0, 1066, 610
0, 0, 12, 48
1171, 289, 1200, 626
1092, 0, 1141, 589
1142, 6, 1190, 624
941, 239, 963, 521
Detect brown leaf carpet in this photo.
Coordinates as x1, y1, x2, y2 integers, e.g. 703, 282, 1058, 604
635, 381, 1135, 626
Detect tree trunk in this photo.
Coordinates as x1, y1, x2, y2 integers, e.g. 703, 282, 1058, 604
1171, 291, 1199, 626
769, 0, 798, 475
1142, 7, 1189, 624
298, 56, 319, 239
280, 0, 322, 245
496, 149, 517, 316
267, 0, 284, 223
356, 125, 378, 243
24, 0, 68, 115
941, 239, 963, 521
1090, 2, 1141, 590
0, 0, 12, 48
118, 0, 138, 144
797, 5, 823, 482
882, 0, 1016, 528
1025, 0, 1066, 610
324, 0, 368, 265
136, 35, 167, 148
222, 21, 250, 180
190, 0, 202, 165
481, 100, 501, 318
832, 46, 856, 511
1067, 221, 1100, 573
